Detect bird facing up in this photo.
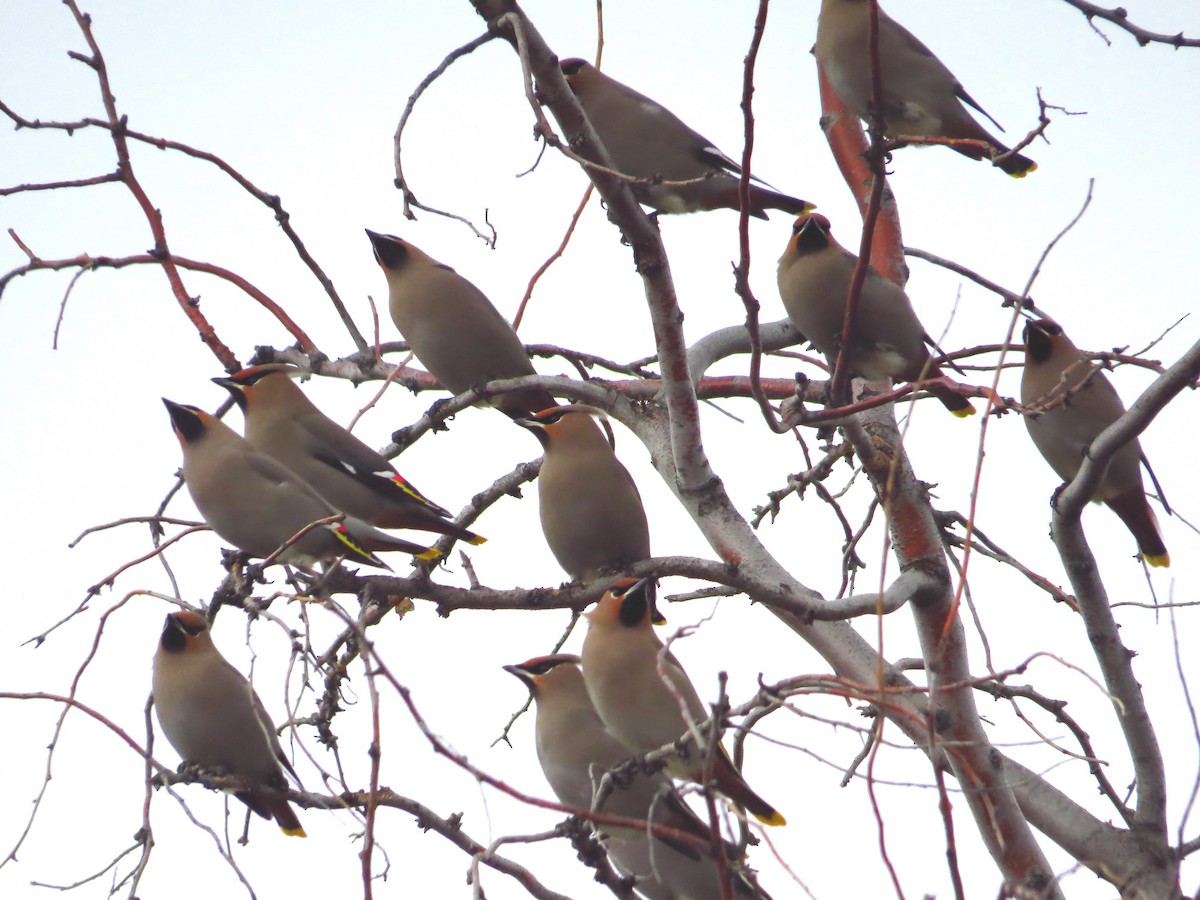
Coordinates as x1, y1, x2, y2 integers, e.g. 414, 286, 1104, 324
163, 398, 439, 569
214, 364, 485, 545
152, 610, 305, 836
560, 58, 814, 219
505, 653, 770, 899
581, 578, 786, 827
515, 405, 654, 587
814, 0, 1037, 177
365, 230, 557, 418
1020, 318, 1169, 567
776, 213, 975, 417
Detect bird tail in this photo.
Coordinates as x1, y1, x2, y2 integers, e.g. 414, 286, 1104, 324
1106, 489, 1169, 567
940, 117, 1037, 177
921, 377, 976, 418
996, 151, 1037, 178
237, 791, 307, 837
747, 185, 816, 219
267, 797, 306, 837
710, 749, 786, 827
340, 519, 440, 562
930, 385, 976, 417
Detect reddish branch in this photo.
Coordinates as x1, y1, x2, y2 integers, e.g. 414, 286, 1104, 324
3, 250, 317, 356
58, 1, 238, 369
817, 6, 1059, 893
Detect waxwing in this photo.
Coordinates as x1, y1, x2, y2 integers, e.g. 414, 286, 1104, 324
560, 59, 814, 219
581, 579, 785, 827
163, 399, 438, 569
152, 611, 305, 836
504, 654, 770, 899
365, 230, 556, 418
777, 213, 975, 417
515, 406, 663, 622
1021, 318, 1169, 567
814, 0, 1036, 176
214, 364, 484, 545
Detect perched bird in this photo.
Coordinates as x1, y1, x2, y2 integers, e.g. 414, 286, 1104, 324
560, 59, 814, 219
152, 610, 305, 836
814, 0, 1037, 177
214, 364, 484, 546
516, 406, 661, 618
505, 654, 769, 899
365, 230, 556, 418
581, 578, 785, 827
776, 213, 975, 417
163, 399, 438, 569
1021, 318, 1169, 567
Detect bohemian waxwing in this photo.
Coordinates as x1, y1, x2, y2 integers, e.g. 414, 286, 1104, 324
515, 406, 663, 622
214, 364, 485, 545
152, 611, 305, 836
163, 399, 438, 569
777, 213, 975, 417
365, 230, 557, 418
1021, 318, 1169, 567
581, 579, 786, 827
559, 59, 814, 219
504, 654, 770, 900
814, 0, 1037, 177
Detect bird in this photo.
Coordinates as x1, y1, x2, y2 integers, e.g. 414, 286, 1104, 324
515, 406, 663, 622
365, 230, 557, 418
776, 213, 975, 417
163, 398, 439, 569
152, 610, 306, 836
505, 654, 769, 899
214, 364, 485, 546
814, 0, 1037, 177
581, 578, 785, 827
559, 58, 814, 219
1020, 318, 1169, 567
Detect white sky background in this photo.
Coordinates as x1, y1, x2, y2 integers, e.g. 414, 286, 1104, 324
2, 1, 1199, 898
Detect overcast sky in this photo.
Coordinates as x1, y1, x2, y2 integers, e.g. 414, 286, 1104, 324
2, 1, 1199, 898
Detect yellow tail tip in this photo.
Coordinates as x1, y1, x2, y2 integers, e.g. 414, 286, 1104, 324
1144, 552, 1170, 568
755, 810, 787, 827
416, 547, 442, 561
281, 826, 307, 838
1007, 161, 1038, 179
951, 405, 977, 418
467, 534, 488, 546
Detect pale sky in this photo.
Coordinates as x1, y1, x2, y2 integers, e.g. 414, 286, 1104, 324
2, 1, 1199, 898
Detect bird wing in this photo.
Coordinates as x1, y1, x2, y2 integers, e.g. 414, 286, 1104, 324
248, 683, 301, 785
312, 451, 451, 517
886, 12, 1006, 131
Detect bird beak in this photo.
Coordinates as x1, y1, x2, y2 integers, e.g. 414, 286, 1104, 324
626, 577, 666, 625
